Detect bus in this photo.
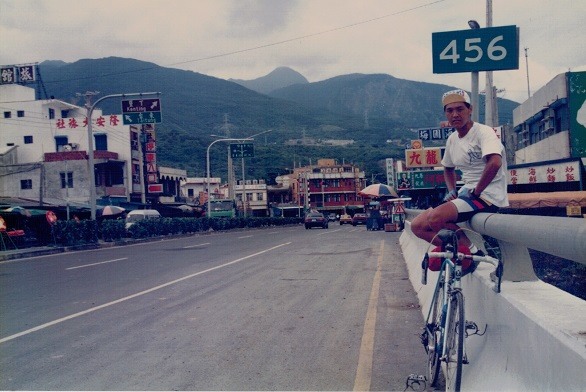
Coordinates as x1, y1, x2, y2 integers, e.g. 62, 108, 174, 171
207, 199, 236, 218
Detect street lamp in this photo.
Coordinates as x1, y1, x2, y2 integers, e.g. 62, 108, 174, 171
468, 19, 480, 123
206, 137, 253, 217
209, 130, 272, 217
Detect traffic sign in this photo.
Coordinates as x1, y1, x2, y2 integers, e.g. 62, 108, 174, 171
122, 111, 162, 125
147, 184, 163, 193
122, 98, 161, 113
230, 143, 254, 158
432, 25, 519, 73
418, 127, 455, 141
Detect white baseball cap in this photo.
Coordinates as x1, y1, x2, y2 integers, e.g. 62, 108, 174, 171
442, 89, 471, 107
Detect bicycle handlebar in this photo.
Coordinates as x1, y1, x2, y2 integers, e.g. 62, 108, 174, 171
425, 251, 503, 293
427, 251, 499, 267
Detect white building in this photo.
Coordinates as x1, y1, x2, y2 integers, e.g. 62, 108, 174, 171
0, 82, 185, 207
234, 179, 268, 217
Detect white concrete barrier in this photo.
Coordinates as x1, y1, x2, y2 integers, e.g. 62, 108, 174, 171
400, 221, 586, 391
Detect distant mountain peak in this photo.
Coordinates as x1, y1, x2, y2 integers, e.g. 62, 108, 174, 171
229, 66, 309, 95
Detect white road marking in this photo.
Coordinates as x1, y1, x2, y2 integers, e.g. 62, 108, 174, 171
353, 240, 385, 391
66, 258, 128, 270
238, 235, 254, 239
182, 242, 211, 249
0, 242, 291, 345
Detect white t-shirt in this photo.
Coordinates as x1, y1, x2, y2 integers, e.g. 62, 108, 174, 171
441, 122, 509, 207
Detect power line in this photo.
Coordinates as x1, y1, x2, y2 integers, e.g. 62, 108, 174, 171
40, 0, 446, 86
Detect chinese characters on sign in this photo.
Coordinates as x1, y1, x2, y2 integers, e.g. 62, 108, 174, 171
508, 161, 580, 185
55, 114, 121, 129
143, 124, 161, 192
397, 170, 462, 190
418, 127, 455, 141
404, 147, 444, 169
1, 64, 36, 84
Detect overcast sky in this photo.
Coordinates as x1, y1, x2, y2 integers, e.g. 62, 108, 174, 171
1, 0, 585, 103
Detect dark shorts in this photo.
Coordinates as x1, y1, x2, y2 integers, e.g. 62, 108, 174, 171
450, 195, 499, 223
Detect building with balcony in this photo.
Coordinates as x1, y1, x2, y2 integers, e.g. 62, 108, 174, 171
290, 159, 366, 215
234, 179, 268, 217
0, 82, 185, 208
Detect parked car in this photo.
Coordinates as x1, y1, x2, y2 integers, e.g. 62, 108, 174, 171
339, 214, 352, 225
304, 212, 329, 229
351, 213, 368, 226
328, 213, 337, 222
125, 209, 161, 230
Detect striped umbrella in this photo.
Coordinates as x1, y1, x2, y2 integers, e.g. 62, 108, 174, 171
359, 184, 399, 198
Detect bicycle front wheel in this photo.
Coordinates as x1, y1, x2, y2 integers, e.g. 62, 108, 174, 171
444, 290, 465, 391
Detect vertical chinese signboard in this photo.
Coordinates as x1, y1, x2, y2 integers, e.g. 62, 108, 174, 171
569, 72, 586, 159
143, 125, 162, 193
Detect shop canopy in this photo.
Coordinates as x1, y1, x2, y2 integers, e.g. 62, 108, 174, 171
507, 191, 586, 209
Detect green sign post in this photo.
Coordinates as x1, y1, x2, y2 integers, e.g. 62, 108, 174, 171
432, 25, 519, 74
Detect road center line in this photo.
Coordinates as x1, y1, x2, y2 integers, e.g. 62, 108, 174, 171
182, 242, 211, 249
0, 242, 291, 345
353, 240, 385, 391
238, 235, 254, 239
66, 258, 128, 270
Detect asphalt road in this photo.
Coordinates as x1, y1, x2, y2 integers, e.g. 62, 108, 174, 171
0, 225, 429, 391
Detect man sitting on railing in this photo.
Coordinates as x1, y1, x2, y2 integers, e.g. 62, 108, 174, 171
411, 89, 509, 264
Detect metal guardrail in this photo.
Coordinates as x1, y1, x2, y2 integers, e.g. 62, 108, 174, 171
405, 209, 586, 282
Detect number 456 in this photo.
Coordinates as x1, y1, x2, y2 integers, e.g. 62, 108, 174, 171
440, 35, 507, 64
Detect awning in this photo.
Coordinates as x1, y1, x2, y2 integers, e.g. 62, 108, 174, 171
507, 191, 586, 209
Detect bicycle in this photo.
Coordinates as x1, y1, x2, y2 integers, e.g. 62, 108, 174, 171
419, 229, 503, 391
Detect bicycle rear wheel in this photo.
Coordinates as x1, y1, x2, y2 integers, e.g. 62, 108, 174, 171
427, 281, 445, 387
444, 290, 465, 391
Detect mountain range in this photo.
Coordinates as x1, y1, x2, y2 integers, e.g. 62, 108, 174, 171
37, 57, 519, 183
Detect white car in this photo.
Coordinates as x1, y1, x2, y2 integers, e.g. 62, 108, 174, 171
125, 209, 161, 229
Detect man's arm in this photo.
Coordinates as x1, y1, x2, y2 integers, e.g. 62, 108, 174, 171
444, 166, 458, 200
474, 154, 502, 195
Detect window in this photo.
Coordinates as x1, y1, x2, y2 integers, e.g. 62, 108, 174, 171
95, 134, 107, 151
187, 189, 194, 197
48, 108, 55, 119
256, 193, 263, 201
3, 111, 11, 118
60, 172, 73, 189
55, 136, 68, 151
20, 179, 32, 190
17, 110, 24, 117
24, 135, 33, 144
61, 110, 69, 118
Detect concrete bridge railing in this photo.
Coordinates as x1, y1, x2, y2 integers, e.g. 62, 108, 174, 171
400, 210, 586, 391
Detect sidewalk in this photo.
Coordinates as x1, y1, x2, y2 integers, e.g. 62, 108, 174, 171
0, 243, 100, 262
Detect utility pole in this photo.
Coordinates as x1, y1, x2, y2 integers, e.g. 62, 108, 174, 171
525, 47, 531, 99
485, 0, 497, 126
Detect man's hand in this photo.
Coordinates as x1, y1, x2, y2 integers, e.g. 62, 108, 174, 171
443, 189, 458, 202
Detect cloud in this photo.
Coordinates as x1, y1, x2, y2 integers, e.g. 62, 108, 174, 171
1, 0, 585, 103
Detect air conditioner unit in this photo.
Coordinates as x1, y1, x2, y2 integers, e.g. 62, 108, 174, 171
69, 143, 79, 150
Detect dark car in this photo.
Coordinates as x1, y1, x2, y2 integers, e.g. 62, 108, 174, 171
304, 212, 329, 229
351, 213, 368, 226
